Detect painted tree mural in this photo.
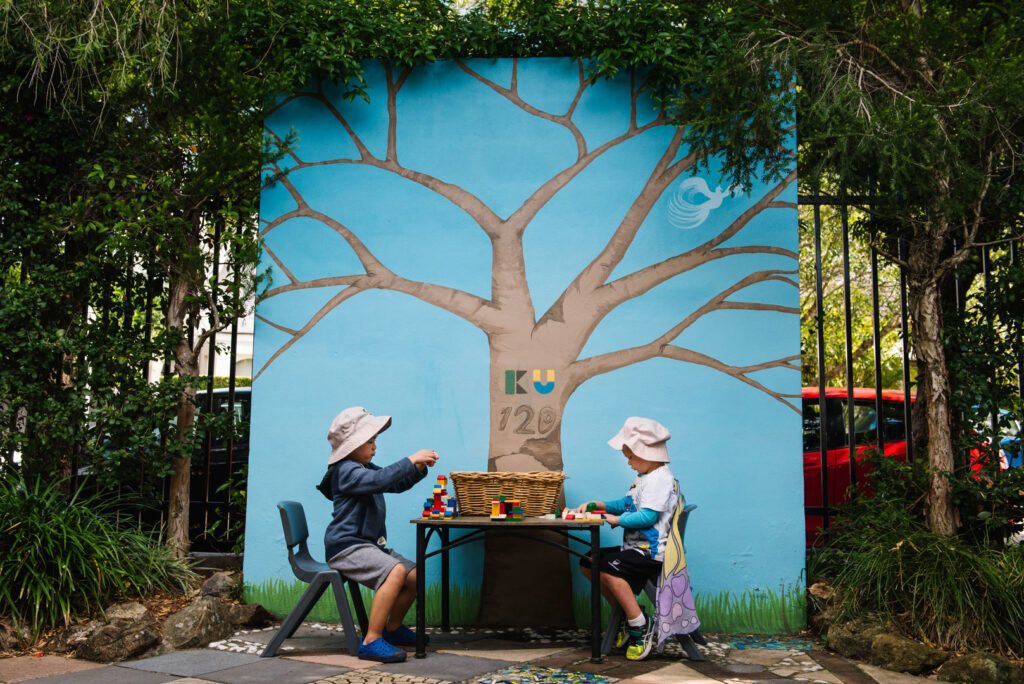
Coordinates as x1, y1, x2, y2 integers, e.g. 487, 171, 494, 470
257, 58, 798, 473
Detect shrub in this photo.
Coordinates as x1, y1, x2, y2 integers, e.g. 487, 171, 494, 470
818, 455, 1024, 655
0, 469, 197, 641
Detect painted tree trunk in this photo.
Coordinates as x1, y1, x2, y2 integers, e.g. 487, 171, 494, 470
487, 338, 580, 473
481, 338, 579, 626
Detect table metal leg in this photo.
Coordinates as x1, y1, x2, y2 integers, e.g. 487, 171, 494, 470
590, 527, 602, 663
441, 528, 450, 632
416, 525, 427, 658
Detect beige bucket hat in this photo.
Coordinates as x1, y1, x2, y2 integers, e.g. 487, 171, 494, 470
607, 416, 671, 462
327, 407, 392, 465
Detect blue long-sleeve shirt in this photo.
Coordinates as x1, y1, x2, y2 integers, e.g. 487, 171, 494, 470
323, 457, 426, 560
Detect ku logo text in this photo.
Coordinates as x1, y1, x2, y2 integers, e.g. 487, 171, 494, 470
504, 369, 555, 395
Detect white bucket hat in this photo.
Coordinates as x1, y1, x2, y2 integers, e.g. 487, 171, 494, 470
327, 407, 392, 465
608, 416, 670, 462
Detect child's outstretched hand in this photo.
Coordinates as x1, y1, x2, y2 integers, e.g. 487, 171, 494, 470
409, 449, 439, 471
574, 501, 604, 514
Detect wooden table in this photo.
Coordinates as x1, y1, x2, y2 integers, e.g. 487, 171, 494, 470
412, 516, 605, 662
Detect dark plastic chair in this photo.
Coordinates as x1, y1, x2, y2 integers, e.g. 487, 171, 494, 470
261, 501, 368, 657
600, 503, 707, 661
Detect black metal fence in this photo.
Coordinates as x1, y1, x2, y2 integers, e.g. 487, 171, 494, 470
48, 189, 1020, 553
800, 189, 1024, 541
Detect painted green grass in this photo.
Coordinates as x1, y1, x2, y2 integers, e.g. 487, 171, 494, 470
695, 582, 806, 634
572, 582, 805, 634
245, 578, 481, 626
250, 576, 804, 634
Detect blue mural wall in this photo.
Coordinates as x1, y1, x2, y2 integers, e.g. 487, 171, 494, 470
246, 57, 802, 631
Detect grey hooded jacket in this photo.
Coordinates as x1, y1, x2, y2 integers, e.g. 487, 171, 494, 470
323, 456, 426, 561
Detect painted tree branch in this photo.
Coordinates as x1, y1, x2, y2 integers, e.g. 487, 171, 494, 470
568, 268, 800, 412
457, 58, 589, 160
594, 171, 798, 314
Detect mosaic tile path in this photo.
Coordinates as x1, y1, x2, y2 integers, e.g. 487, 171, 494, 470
478, 664, 617, 683
0, 623, 942, 684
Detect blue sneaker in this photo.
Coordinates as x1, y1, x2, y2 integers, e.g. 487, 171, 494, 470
358, 637, 407, 662
382, 624, 427, 647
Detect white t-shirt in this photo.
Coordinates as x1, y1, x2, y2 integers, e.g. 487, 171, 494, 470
622, 465, 679, 562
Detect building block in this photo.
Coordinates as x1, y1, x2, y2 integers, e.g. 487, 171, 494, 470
420, 474, 459, 519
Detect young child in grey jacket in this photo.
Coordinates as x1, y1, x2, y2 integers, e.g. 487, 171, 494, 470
318, 406, 438, 663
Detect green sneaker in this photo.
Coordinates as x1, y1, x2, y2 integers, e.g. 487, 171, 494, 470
613, 623, 629, 650
625, 615, 656, 661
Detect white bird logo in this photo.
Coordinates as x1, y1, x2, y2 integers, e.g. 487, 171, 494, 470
668, 177, 734, 229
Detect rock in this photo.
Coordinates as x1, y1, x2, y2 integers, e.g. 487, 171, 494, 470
808, 604, 839, 635
77, 618, 160, 662
137, 640, 177, 660
0, 618, 29, 651
869, 632, 948, 675
938, 652, 1024, 684
105, 601, 149, 621
808, 581, 835, 600
162, 596, 236, 649
199, 571, 239, 599
44, 622, 102, 654
227, 602, 276, 628
826, 618, 896, 660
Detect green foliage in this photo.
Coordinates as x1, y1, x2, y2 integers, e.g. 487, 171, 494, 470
0, 470, 197, 641
204, 464, 248, 555
227, 0, 793, 191
782, 0, 1024, 228
799, 202, 905, 388
816, 454, 1024, 654
209, 377, 253, 389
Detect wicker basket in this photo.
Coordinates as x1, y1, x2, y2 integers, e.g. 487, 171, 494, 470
449, 471, 566, 516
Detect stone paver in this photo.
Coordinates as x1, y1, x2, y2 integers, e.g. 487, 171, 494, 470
119, 650, 262, 677
284, 654, 377, 669
631, 661, 722, 683
804, 650, 879, 684
434, 646, 565, 662
0, 655, 105, 683
728, 650, 793, 667
855, 662, 936, 683
373, 653, 511, 682
198, 657, 347, 683
23, 665, 180, 684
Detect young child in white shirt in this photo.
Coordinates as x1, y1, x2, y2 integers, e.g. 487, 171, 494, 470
574, 416, 679, 661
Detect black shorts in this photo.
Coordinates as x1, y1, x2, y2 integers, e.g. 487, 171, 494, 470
579, 546, 662, 594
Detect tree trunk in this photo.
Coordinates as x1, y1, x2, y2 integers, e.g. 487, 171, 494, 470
165, 277, 199, 558
907, 240, 958, 536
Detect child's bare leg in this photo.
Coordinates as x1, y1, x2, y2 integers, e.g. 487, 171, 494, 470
365, 564, 407, 644
385, 566, 418, 631
603, 574, 643, 620
580, 565, 617, 604
580, 565, 643, 620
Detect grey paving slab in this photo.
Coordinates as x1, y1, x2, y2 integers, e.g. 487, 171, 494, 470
27, 664, 180, 684
373, 653, 511, 682
200, 657, 348, 684
238, 627, 355, 654
119, 650, 262, 676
